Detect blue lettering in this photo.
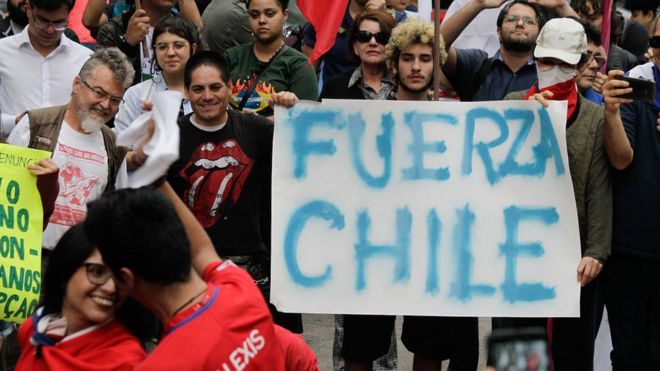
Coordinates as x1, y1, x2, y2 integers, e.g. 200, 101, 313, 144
500, 206, 558, 302
401, 111, 457, 180
355, 208, 412, 291
425, 210, 441, 295
462, 108, 509, 185
284, 200, 344, 287
291, 110, 345, 178
498, 109, 536, 176
450, 205, 496, 301
347, 112, 394, 188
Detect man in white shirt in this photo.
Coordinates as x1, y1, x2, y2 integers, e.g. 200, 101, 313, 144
7, 47, 134, 250
0, 0, 91, 139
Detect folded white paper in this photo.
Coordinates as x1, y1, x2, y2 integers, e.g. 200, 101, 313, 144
117, 90, 181, 188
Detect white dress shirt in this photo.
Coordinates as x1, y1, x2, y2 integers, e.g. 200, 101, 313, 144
0, 26, 91, 138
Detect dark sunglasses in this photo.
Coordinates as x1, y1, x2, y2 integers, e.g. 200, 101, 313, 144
650, 36, 660, 48
355, 30, 389, 45
83, 263, 113, 286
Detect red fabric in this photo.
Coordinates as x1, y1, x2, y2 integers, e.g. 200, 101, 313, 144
67, 0, 95, 43
275, 325, 319, 371
297, 0, 349, 64
524, 78, 578, 121
136, 261, 285, 371
16, 318, 145, 371
36, 171, 59, 230
600, 0, 612, 73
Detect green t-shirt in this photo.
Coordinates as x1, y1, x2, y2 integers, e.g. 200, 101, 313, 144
224, 43, 318, 116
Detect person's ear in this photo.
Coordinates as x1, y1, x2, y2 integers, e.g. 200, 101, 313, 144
117, 267, 136, 291
190, 43, 197, 55
72, 75, 81, 95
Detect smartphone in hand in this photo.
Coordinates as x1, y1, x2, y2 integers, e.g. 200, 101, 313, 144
614, 75, 655, 103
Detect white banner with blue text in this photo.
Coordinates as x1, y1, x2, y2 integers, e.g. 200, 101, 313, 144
271, 99, 580, 317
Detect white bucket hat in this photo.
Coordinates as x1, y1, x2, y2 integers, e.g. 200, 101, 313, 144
534, 18, 587, 65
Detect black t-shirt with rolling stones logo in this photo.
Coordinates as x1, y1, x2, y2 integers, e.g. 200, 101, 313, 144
168, 111, 274, 258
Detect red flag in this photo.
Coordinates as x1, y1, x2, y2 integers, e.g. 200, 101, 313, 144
297, 0, 350, 64
599, 0, 612, 73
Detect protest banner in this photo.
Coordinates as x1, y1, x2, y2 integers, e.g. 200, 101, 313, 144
271, 99, 581, 317
0, 143, 50, 323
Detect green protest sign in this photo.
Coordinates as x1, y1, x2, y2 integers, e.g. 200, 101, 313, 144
0, 143, 51, 323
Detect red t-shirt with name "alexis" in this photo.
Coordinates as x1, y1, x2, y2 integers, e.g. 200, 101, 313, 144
136, 260, 285, 371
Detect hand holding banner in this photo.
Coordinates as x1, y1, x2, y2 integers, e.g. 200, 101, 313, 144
0, 143, 51, 323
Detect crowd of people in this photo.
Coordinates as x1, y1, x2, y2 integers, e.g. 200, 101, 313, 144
0, 0, 659, 370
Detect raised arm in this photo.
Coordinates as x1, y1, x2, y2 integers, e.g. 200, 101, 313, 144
157, 182, 221, 276
440, 0, 506, 77
601, 70, 635, 170
179, 0, 203, 29
82, 0, 109, 36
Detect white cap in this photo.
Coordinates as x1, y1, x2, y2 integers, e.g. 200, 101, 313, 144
534, 18, 587, 65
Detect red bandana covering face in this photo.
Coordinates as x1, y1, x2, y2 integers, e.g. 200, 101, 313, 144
525, 77, 578, 121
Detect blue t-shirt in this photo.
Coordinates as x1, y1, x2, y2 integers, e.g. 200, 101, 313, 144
615, 98, 660, 260
582, 88, 604, 106
303, 7, 406, 84
447, 49, 537, 102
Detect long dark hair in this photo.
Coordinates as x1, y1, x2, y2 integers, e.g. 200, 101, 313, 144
40, 223, 159, 345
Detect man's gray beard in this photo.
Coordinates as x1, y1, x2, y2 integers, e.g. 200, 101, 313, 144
77, 106, 108, 133
80, 116, 106, 133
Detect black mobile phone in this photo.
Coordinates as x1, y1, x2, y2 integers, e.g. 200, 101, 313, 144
614, 75, 655, 103
487, 327, 549, 371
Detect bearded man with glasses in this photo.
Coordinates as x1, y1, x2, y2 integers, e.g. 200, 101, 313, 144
0, 0, 91, 141
7, 47, 134, 257
439, 0, 579, 102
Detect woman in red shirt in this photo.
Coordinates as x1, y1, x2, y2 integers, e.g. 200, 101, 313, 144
15, 224, 149, 371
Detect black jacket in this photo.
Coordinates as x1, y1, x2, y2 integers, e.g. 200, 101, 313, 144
319, 70, 365, 100
96, 11, 142, 86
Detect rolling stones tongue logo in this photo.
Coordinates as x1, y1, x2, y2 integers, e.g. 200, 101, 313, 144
180, 139, 254, 227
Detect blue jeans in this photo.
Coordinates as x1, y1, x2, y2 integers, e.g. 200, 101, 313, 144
604, 253, 660, 371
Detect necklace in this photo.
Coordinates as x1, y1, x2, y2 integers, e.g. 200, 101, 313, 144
171, 287, 207, 317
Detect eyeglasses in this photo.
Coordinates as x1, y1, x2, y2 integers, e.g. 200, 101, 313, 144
503, 15, 538, 26
585, 53, 607, 68
355, 30, 389, 45
536, 58, 576, 74
32, 17, 67, 32
80, 78, 124, 106
154, 41, 189, 53
649, 36, 660, 48
82, 263, 113, 286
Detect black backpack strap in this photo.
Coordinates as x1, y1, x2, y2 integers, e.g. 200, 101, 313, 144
463, 56, 495, 102
236, 45, 289, 111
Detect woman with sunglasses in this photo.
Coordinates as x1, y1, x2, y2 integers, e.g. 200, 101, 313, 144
114, 16, 200, 134
319, 9, 399, 371
224, 0, 317, 119
320, 10, 397, 101
15, 224, 149, 371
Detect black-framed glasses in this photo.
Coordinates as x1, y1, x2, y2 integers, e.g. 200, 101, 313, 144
355, 30, 389, 45
650, 36, 660, 48
585, 53, 607, 68
80, 78, 125, 106
503, 15, 538, 26
82, 263, 113, 286
32, 17, 67, 32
